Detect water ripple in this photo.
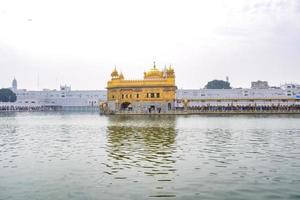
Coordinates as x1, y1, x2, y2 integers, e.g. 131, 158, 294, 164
1, 113, 300, 199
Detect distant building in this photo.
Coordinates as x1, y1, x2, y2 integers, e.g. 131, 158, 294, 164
2, 75, 300, 113
11, 87, 106, 111
251, 80, 269, 89
281, 83, 300, 90
12, 77, 17, 91
2, 78, 107, 111
60, 85, 71, 91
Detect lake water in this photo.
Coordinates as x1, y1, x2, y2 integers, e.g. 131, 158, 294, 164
1, 112, 300, 200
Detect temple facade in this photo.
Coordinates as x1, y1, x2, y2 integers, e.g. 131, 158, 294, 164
105, 63, 177, 113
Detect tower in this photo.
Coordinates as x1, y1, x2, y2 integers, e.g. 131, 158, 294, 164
12, 77, 17, 90
226, 76, 229, 83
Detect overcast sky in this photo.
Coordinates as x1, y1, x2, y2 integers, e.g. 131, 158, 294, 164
0, 0, 299, 90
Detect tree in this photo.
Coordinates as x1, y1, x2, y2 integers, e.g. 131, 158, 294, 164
204, 80, 232, 89
0, 88, 17, 102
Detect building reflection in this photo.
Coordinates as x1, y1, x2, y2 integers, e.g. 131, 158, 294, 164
104, 115, 177, 178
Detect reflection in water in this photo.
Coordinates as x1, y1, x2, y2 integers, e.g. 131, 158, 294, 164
1, 113, 300, 200
105, 115, 177, 197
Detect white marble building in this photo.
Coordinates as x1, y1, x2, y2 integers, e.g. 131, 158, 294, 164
6, 81, 107, 111
2, 78, 300, 111
176, 84, 300, 107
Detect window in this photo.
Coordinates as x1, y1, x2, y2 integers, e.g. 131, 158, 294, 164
136, 94, 139, 98
156, 93, 160, 98
112, 95, 115, 99
122, 94, 124, 99
151, 93, 155, 98
146, 93, 149, 98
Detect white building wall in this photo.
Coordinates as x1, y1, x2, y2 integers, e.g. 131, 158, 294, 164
176, 88, 300, 107
13, 89, 107, 108
4, 86, 300, 109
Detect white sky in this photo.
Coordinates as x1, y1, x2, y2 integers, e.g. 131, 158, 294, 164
0, 0, 299, 90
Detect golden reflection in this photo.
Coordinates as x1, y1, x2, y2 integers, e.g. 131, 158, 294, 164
104, 115, 177, 179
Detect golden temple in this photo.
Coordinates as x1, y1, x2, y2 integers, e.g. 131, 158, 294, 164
105, 62, 177, 113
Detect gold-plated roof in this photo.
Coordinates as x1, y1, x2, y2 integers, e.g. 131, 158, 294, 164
107, 63, 176, 89
144, 62, 164, 79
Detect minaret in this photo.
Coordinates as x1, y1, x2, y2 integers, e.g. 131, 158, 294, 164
226, 76, 229, 83
12, 77, 17, 90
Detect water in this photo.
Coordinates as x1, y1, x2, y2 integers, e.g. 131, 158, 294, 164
1, 113, 300, 200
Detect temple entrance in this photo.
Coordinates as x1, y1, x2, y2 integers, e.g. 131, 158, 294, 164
148, 105, 155, 113
168, 103, 172, 110
120, 102, 132, 110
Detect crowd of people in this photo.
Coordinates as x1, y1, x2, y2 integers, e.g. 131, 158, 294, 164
0, 105, 62, 112
180, 105, 300, 112
2, 104, 300, 113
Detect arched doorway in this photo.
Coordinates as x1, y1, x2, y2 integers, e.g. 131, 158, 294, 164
120, 102, 132, 110
168, 103, 172, 110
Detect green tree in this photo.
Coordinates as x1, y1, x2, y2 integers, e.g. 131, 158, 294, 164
0, 88, 17, 102
205, 80, 232, 89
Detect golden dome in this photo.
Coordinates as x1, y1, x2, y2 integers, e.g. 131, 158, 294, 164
166, 65, 175, 78
144, 62, 164, 79
111, 67, 119, 77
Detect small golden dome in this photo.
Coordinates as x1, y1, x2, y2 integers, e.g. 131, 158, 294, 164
167, 65, 174, 72
166, 65, 175, 78
111, 67, 119, 77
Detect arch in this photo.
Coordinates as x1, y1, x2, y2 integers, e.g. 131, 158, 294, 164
168, 103, 172, 110
120, 102, 132, 110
